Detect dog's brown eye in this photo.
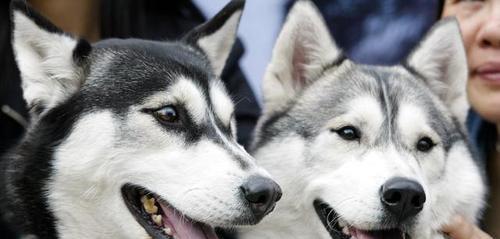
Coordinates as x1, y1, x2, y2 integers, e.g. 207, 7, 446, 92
416, 137, 435, 152
153, 106, 178, 123
333, 126, 360, 141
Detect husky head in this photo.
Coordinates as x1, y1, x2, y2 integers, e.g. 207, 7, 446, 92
240, 1, 485, 239
4, 0, 281, 238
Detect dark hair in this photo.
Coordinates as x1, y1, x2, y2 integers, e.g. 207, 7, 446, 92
437, 0, 445, 19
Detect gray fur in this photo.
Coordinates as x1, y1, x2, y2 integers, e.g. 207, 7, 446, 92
253, 63, 463, 155
240, 1, 484, 239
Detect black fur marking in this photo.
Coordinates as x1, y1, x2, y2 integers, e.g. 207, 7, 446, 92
0, 95, 84, 239
400, 61, 427, 82
320, 54, 346, 75
88, 40, 248, 168
88, 40, 212, 112
200, 115, 249, 169
10, 0, 64, 35
73, 39, 92, 64
143, 102, 204, 144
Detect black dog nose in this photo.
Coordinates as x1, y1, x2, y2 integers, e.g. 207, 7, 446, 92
380, 177, 426, 222
241, 176, 282, 220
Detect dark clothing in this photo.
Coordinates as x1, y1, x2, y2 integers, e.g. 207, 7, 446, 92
0, 2, 28, 237
310, 0, 440, 65
467, 109, 497, 177
0, 1, 28, 159
466, 109, 497, 230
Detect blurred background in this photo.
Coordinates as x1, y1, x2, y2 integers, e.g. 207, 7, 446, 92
196, 0, 440, 101
0, 0, 440, 238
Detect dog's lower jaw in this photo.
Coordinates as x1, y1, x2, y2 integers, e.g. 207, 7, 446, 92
47, 177, 149, 239
54, 194, 148, 239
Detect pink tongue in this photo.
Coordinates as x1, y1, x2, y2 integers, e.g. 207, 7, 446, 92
350, 228, 403, 239
352, 229, 378, 239
160, 204, 218, 239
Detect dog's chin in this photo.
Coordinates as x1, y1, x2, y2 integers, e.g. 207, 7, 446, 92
121, 184, 219, 239
313, 200, 411, 239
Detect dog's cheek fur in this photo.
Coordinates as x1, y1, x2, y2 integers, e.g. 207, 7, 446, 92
48, 111, 149, 238
247, 136, 328, 238
308, 144, 419, 226
413, 142, 485, 238
116, 110, 258, 226
46, 109, 261, 237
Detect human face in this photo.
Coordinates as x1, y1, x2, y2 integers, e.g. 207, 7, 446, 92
443, 0, 500, 125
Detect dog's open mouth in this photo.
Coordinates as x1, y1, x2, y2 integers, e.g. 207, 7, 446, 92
313, 200, 410, 239
122, 184, 218, 239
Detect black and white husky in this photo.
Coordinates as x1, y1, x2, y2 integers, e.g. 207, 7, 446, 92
0, 1, 282, 238
239, 1, 485, 239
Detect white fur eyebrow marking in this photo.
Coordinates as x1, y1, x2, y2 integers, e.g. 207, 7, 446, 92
141, 77, 207, 124
209, 80, 234, 126
327, 95, 383, 138
397, 103, 440, 146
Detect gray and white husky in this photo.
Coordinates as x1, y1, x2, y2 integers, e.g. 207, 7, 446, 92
0, 1, 281, 238
239, 1, 485, 239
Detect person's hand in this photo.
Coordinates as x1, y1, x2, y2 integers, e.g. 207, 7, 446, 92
442, 215, 492, 239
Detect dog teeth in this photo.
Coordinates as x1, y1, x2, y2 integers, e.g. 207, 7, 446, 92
141, 195, 158, 214
342, 226, 350, 235
152, 214, 163, 226
141, 195, 178, 238
338, 220, 347, 228
163, 227, 173, 236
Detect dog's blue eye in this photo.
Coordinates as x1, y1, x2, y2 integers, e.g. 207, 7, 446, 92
333, 126, 360, 141
153, 106, 179, 123
416, 137, 435, 152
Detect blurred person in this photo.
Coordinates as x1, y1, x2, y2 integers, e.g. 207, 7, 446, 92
440, 0, 500, 238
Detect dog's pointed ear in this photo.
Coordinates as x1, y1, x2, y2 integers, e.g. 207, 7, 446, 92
261, 0, 342, 114
11, 0, 91, 118
407, 18, 469, 124
183, 0, 244, 77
